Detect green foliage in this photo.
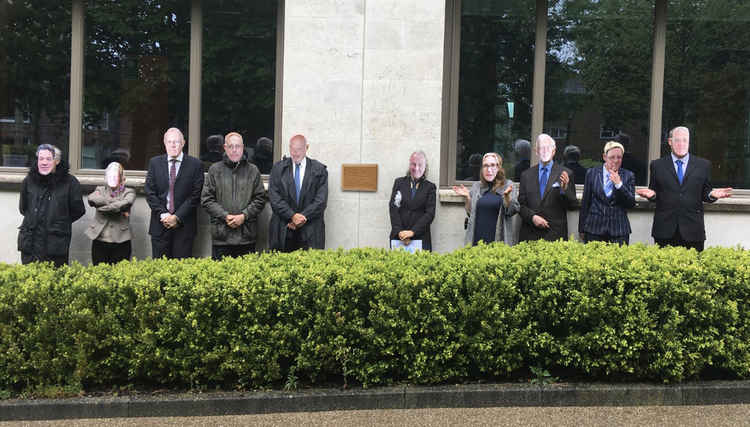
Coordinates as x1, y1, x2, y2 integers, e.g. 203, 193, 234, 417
1, 241, 750, 396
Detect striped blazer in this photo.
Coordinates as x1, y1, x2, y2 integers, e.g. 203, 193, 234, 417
578, 166, 635, 238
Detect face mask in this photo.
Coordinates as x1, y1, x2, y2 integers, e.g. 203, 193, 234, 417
105, 164, 120, 188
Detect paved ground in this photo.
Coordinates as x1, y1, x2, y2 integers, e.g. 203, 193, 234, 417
3, 405, 750, 427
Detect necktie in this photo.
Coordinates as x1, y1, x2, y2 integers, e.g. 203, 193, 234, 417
676, 159, 684, 185
604, 172, 613, 198
294, 162, 301, 204
539, 166, 548, 199
411, 180, 417, 198
168, 159, 176, 213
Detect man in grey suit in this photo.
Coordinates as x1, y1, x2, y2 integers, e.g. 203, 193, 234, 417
518, 133, 578, 242
268, 134, 328, 251
636, 126, 732, 251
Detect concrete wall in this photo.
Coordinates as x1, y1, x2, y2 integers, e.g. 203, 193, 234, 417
283, 0, 446, 250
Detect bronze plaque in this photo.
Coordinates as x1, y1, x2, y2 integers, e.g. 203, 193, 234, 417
341, 164, 378, 192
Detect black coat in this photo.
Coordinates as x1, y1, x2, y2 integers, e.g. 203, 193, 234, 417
647, 155, 715, 242
388, 176, 436, 250
18, 162, 85, 257
268, 157, 328, 250
578, 166, 636, 238
518, 162, 578, 242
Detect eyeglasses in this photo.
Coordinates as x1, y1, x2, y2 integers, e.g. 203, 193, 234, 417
482, 164, 499, 169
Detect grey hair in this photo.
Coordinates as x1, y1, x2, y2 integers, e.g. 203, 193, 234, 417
669, 126, 690, 139
406, 150, 428, 179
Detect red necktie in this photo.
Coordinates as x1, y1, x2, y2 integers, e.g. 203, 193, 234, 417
168, 159, 176, 213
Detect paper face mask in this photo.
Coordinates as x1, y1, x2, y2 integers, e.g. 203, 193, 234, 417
105, 163, 120, 188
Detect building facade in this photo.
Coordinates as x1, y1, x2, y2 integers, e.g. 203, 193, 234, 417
1, 0, 749, 264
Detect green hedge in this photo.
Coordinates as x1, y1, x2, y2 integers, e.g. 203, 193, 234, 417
1, 241, 750, 393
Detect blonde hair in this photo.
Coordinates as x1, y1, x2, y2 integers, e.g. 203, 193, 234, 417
481, 152, 506, 192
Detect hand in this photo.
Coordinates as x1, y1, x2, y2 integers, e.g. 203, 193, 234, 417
122, 211, 130, 218
608, 169, 621, 186
636, 188, 655, 199
226, 214, 246, 228
532, 215, 549, 229
286, 222, 297, 230
559, 171, 570, 190
291, 213, 307, 227
452, 184, 470, 199
398, 230, 415, 241
710, 187, 733, 199
161, 214, 178, 229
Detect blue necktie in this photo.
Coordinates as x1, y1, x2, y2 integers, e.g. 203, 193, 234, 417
294, 163, 301, 204
539, 166, 548, 199
604, 172, 613, 198
676, 159, 684, 185
411, 180, 417, 199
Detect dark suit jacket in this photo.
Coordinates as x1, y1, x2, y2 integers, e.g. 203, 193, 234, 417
647, 155, 715, 242
388, 176, 436, 250
268, 157, 328, 250
144, 153, 204, 237
518, 162, 578, 242
578, 167, 635, 238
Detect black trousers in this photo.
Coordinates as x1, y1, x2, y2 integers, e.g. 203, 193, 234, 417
151, 226, 195, 259
283, 228, 310, 252
583, 233, 629, 245
21, 252, 67, 268
212, 243, 256, 260
656, 227, 704, 252
92, 240, 132, 265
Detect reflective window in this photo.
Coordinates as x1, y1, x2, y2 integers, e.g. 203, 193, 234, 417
0, 2, 71, 167
663, 1, 750, 188
456, 0, 535, 182
544, 0, 653, 186
83, 0, 190, 170
201, 0, 278, 174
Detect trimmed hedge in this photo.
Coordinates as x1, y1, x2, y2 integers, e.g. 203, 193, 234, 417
1, 241, 750, 393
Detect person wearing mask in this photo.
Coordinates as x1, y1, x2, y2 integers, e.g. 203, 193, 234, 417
453, 152, 519, 246
389, 151, 436, 250
578, 141, 635, 244
85, 162, 136, 264
518, 133, 577, 242
18, 144, 85, 266
201, 132, 267, 259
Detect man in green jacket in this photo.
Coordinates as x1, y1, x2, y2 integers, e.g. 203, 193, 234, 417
201, 132, 267, 259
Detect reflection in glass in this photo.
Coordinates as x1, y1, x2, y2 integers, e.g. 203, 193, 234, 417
544, 0, 653, 186
663, 1, 750, 189
457, 0, 535, 182
83, 0, 190, 170
201, 1, 277, 174
0, 2, 71, 167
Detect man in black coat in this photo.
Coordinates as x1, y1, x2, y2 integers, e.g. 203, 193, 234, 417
268, 134, 328, 251
636, 126, 732, 251
518, 133, 578, 242
18, 144, 85, 266
145, 127, 205, 259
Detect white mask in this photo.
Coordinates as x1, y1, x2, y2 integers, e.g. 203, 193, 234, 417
105, 163, 120, 188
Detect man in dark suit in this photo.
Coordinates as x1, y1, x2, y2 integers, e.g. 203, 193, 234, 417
144, 127, 204, 258
518, 133, 578, 242
579, 141, 636, 244
268, 134, 328, 251
636, 126, 732, 251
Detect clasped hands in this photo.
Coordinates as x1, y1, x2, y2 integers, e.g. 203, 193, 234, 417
225, 213, 246, 228
161, 214, 179, 229
287, 213, 307, 230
